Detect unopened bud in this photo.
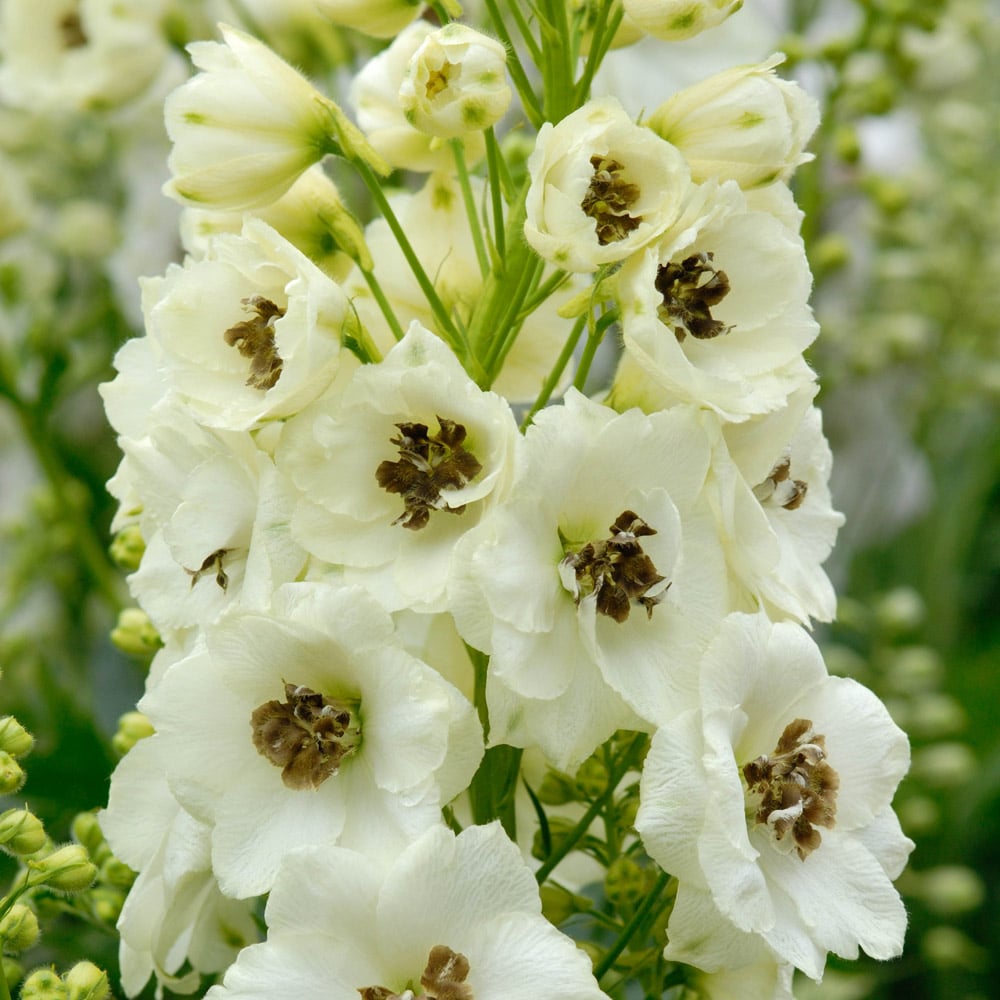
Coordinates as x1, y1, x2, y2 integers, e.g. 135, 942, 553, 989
88, 887, 125, 926
63, 963, 110, 1000
0, 751, 26, 795
604, 855, 649, 906
28, 844, 97, 893
575, 757, 608, 799
919, 866, 985, 918
536, 770, 577, 806
70, 813, 105, 860
0, 717, 34, 758
875, 586, 925, 633
0, 809, 47, 856
111, 711, 155, 757
109, 526, 145, 572
539, 884, 591, 926
21, 968, 68, 1000
110, 609, 161, 658
98, 857, 135, 890
911, 743, 977, 789
0, 905, 39, 954
3, 958, 24, 991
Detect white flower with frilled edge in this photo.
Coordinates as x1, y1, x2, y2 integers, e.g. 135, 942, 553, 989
623, 0, 743, 42
399, 23, 512, 138
279, 322, 518, 613
100, 735, 260, 998
204, 823, 611, 1000
139, 582, 483, 898
141, 217, 355, 431
613, 180, 819, 421
164, 24, 386, 211
525, 96, 697, 273
636, 612, 912, 981
450, 390, 730, 769
647, 54, 820, 190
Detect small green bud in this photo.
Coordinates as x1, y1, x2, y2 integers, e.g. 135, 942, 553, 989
21, 968, 68, 1000
111, 711, 155, 757
110, 609, 162, 659
539, 884, 591, 927
3, 957, 24, 991
531, 816, 578, 862
0, 752, 26, 795
0, 810, 47, 856
0, 717, 34, 758
0, 905, 39, 954
833, 123, 861, 164
911, 743, 977, 789
28, 844, 97, 893
875, 586, 925, 633
70, 813, 105, 859
98, 857, 136, 890
908, 693, 966, 740
63, 963, 110, 1000
535, 770, 577, 806
320, 97, 390, 176
897, 795, 939, 836
604, 855, 648, 907
812, 234, 851, 276
616, 793, 639, 831
574, 757, 608, 799
921, 926, 987, 971
109, 526, 145, 572
918, 866, 985, 918
87, 887, 125, 926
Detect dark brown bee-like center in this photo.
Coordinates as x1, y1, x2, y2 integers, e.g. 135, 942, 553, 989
581, 155, 643, 245
655, 252, 733, 342
359, 945, 473, 1000
560, 510, 668, 623
753, 455, 808, 511
185, 548, 231, 592
375, 417, 482, 531
223, 295, 285, 390
59, 10, 88, 49
250, 682, 361, 791
742, 718, 839, 861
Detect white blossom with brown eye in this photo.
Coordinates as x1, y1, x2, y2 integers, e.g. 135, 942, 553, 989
138, 582, 483, 898
450, 390, 730, 769
636, 612, 912, 982
524, 96, 699, 273
141, 217, 353, 431
279, 323, 518, 614
202, 823, 610, 1000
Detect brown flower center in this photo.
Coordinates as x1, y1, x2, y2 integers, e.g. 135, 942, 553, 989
223, 296, 285, 391
581, 155, 642, 245
359, 945, 473, 1000
753, 456, 808, 511
655, 252, 732, 342
742, 718, 839, 860
560, 510, 668, 623
250, 682, 361, 791
185, 548, 231, 592
59, 10, 88, 49
375, 418, 482, 531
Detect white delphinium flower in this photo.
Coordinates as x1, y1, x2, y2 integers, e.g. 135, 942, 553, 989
280, 323, 518, 613
525, 96, 697, 272
399, 23, 512, 139
636, 612, 912, 981
140, 582, 482, 897
204, 823, 610, 1000
623, 0, 743, 42
647, 54, 820, 189
0, 0, 170, 111
350, 21, 485, 173
345, 173, 574, 401
108, 404, 305, 635
313, 0, 427, 38
142, 217, 355, 431
101, 736, 260, 998
613, 180, 819, 421
451, 390, 729, 768
164, 24, 385, 211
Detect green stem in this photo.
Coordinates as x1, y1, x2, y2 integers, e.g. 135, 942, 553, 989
452, 138, 491, 278
516, 268, 570, 319
485, 129, 508, 260
594, 870, 672, 980
359, 267, 405, 342
485, 126, 516, 203
573, 4, 624, 107
483, 254, 543, 376
534, 732, 647, 884
521, 313, 588, 430
506, 0, 543, 66
483, 0, 545, 128
572, 308, 618, 392
538, 0, 577, 124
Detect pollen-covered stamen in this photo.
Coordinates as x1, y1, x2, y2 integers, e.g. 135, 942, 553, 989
655, 252, 733, 342
59, 10, 88, 49
425, 61, 457, 99
560, 510, 668, 623
223, 296, 285, 390
581, 155, 643, 245
742, 718, 839, 860
358, 944, 473, 1000
185, 548, 230, 592
753, 455, 809, 511
375, 418, 483, 531
250, 682, 361, 791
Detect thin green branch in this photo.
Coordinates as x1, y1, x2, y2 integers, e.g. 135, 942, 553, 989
594, 870, 672, 980
520, 313, 588, 430
483, 0, 545, 128
452, 138, 491, 278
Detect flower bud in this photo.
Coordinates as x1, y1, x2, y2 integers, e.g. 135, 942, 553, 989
536, 770, 577, 805
3, 957, 24, 991
539, 884, 592, 926
918, 866, 985, 918
87, 888, 124, 926
0, 809, 47, 856
109, 525, 145, 572
63, 963, 110, 1000
110, 608, 161, 658
28, 844, 97, 893
98, 857, 135, 890
0, 905, 39, 954
0, 717, 34, 759
574, 757, 608, 799
604, 855, 648, 906
399, 24, 511, 139
911, 743, 977, 789
0, 752, 26, 795
623, 0, 742, 41
21, 968, 68, 1000
70, 812, 105, 860
110, 712, 154, 757
874, 586, 925, 633
313, 0, 429, 39
647, 54, 819, 189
